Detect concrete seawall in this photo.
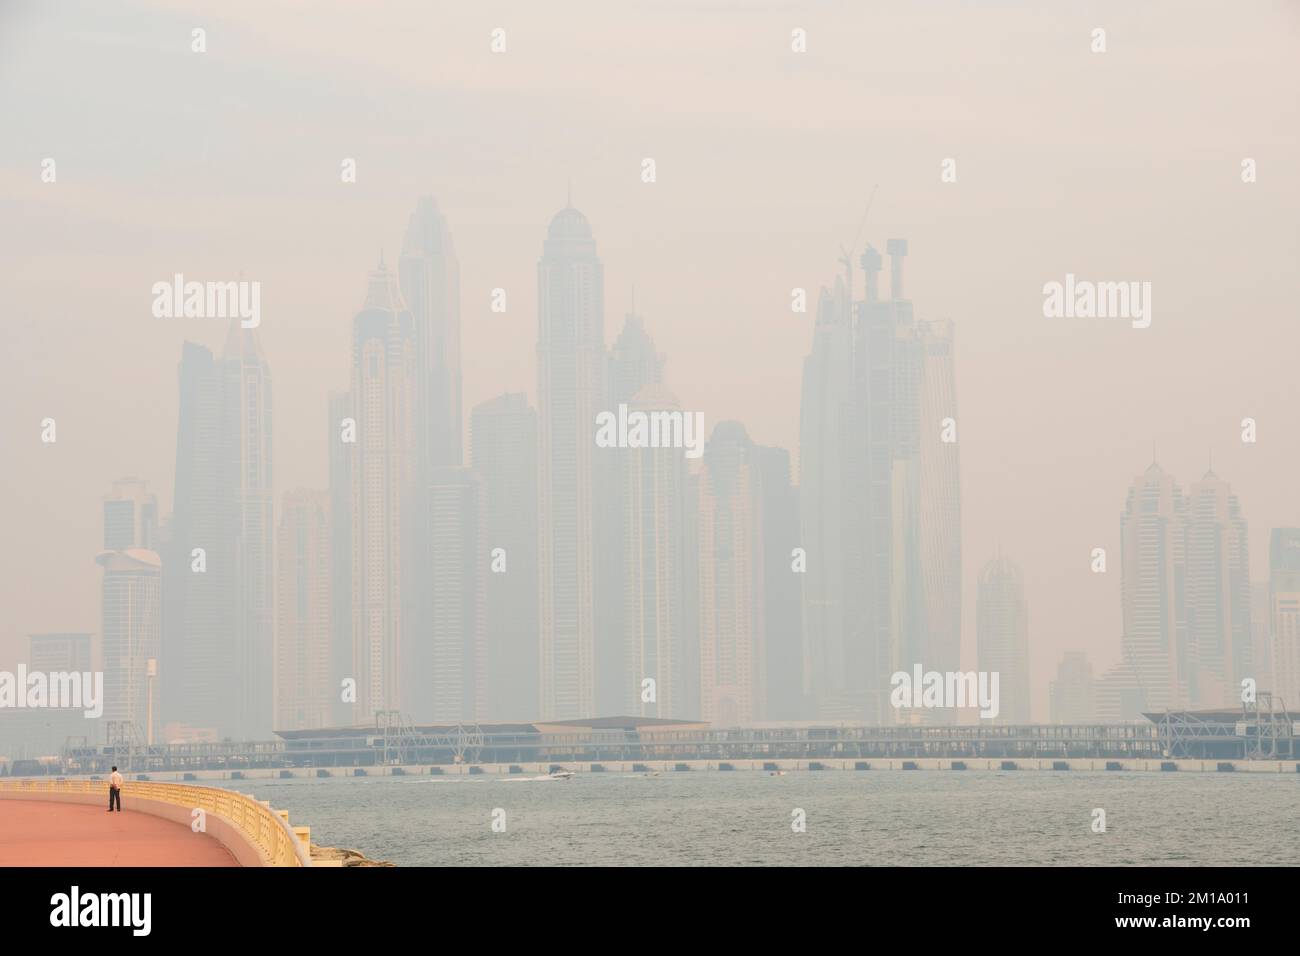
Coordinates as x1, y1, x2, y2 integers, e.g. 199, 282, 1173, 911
0, 782, 314, 866
34, 757, 1300, 782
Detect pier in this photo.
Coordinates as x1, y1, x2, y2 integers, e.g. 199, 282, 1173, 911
11, 708, 1292, 779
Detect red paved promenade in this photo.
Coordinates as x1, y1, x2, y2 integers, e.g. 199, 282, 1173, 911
0, 799, 238, 867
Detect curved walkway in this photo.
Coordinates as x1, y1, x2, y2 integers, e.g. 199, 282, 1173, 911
0, 799, 238, 867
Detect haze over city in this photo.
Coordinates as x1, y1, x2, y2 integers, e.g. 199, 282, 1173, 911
2, 0, 1297, 730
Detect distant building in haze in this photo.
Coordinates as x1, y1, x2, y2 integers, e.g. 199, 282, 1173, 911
350, 262, 416, 721
1269, 529, 1300, 709
428, 468, 487, 722
275, 490, 331, 731
1096, 662, 1145, 723
101, 479, 161, 744
1049, 651, 1095, 724
29, 633, 93, 674
976, 553, 1030, 724
100, 560, 161, 743
799, 275, 855, 719
621, 385, 689, 719
1182, 469, 1252, 708
1119, 462, 1186, 712
754, 445, 803, 721
164, 324, 273, 741
698, 422, 765, 726
327, 390, 353, 726
600, 312, 667, 716
917, 318, 961, 679
536, 205, 605, 719
103, 478, 158, 552
471, 393, 539, 721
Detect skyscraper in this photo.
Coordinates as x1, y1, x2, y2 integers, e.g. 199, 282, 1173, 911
1183, 469, 1252, 708
1119, 462, 1186, 712
166, 341, 234, 736
29, 633, 93, 674
753, 445, 803, 721
398, 198, 462, 725
103, 478, 158, 552
602, 313, 667, 715
621, 385, 689, 718
608, 313, 665, 403
799, 239, 939, 725
275, 489, 331, 731
165, 326, 273, 741
1096, 661, 1144, 722
428, 467, 487, 722
350, 261, 416, 721
99, 479, 162, 744
874, 241, 927, 717
698, 421, 765, 726
1269, 529, 1300, 708
1250, 582, 1273, 696
327, 390, 353, 726
918, 318, 962, 679
471, 393, 539, 720
537, 205, 605, 719
976, 553, 1030, 723
398, 196, 463, 472
222, 323, 275, 740
798, 276, 854, 718
1049, 651, 1095, 724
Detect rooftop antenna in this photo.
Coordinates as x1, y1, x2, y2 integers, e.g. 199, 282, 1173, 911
566, 178, 572, 207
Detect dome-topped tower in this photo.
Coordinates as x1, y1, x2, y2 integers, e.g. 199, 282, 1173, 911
547, 205, 593, 242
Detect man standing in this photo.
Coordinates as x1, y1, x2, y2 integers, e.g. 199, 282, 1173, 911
107, 766, 123, 812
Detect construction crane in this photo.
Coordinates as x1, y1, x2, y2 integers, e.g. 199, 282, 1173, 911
838, 183, 879, 291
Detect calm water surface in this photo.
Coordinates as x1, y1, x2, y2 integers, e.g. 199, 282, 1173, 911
216, 772, 1300, 866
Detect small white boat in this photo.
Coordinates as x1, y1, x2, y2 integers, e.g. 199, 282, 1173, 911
549, 770, 574, 780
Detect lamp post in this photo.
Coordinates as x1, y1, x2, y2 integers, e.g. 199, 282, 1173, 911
146, 658, 158, 747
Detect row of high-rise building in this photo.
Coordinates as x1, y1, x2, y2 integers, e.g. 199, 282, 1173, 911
68, 200, 1016, 736
1049, 469, 1300, 723
970, 467, 1300, 727
313, 202, 813, 728
58, 197, 1300, 747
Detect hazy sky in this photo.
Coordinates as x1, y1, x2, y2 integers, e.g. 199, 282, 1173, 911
2, 0, 1297, 719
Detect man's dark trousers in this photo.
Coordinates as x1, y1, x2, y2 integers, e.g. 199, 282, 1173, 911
108, 786, 121, 811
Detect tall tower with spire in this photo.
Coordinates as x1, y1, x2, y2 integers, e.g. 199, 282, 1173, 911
222, 321, 274, 738
399, 197, 462, 472
537, 203, 604, 719
599, 310, 668, 714
1119, 461, 1187, 712
164, 322, 273, 739
397, 198, 462, 721
350, 261, 416, 721
798, 276, 854, 717
1183, 467, 1252, 707
698, 421, 765, 726
976, 552, 1030, 723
